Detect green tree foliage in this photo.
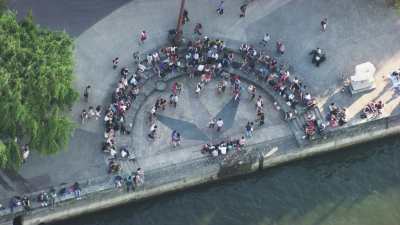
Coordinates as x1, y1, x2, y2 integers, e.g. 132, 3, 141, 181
0, 12, 78, 169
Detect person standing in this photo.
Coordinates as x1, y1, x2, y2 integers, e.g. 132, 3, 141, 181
139, 30, 148, 45
216, 1, 224, 15
194, 23, 202, 36
183, 9, 190, 24
88, 106, 95, 119
216, 118, 224, 132
256, 96, 264, 111
258, 111, 265, 126
81, 109, 88, 124
171, 130, 181, 147
195, 82, 203, 95
136, 168, 145, 184
245, 122, 253, 137
260, 33, 270, 46
171, 81, 178, 95
239, 3, 247, 17
125, 175, 133, 192
95, 105, 102, 120
83, 85, 91, 102
169, 94, 178, 108
21, 144, 30, 163
321, 18, 327, 32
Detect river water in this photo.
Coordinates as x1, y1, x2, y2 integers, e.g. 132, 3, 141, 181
52, 136, 400, 225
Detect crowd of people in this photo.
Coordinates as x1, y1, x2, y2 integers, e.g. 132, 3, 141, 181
8, 182, 81, 213
114, 168, 144, 192
361, 101, 384, 119
201, 136, 246, 157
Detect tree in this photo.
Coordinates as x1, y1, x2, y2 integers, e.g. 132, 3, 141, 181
0, 12, 78, 169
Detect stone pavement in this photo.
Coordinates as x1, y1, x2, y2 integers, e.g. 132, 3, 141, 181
126, 77, 290, 171
2, 0, 400, 211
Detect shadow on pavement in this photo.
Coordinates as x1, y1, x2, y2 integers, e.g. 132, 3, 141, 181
8, 0, 131, 36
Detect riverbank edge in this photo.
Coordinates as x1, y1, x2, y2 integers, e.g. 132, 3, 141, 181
8, 115, 398, 225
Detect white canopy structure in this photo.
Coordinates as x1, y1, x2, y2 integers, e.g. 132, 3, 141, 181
350, 62, 376, 94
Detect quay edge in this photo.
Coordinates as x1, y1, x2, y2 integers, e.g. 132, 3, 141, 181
5, 115, 400, 225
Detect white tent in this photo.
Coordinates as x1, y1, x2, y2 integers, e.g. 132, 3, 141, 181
350, 62, 376, 94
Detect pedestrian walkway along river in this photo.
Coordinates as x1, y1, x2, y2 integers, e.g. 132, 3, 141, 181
52, 135, 400, 225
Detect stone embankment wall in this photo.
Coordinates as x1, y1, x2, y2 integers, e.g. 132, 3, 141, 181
4, 114, 397, 225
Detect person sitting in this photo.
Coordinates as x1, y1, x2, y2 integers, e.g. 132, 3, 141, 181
211, 147, 218, 157
108, 160, 121, 174
218, 143, 227, 155
239, 136, 246, 148
329, 102, 339, 115
375, 101, 384, 114
37, 192, 49, 207
304, 114, 317, 139
201, 143, 212, 154
305, 96, 316, 109
217, 80, 226, 94
120, 147, 130, 158
120, 67, 129, 77
21, 196, 31, 211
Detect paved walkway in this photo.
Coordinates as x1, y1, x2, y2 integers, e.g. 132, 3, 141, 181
2, 0, 400, 210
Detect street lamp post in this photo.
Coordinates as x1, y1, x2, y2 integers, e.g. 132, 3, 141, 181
174, 0, 186, 45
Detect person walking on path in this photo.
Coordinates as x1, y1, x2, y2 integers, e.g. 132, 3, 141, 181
194, 23, 202, 36
171, 130, 181, 147
112, 57, 119, 69
216, 1, 224, 15
216, 118, 224, 132
245, 122, 254, 137
83, 85, 91, 102
260, 33, 270, 46
139, 30, 148, 45
239, 3, 247, 17
183, 9, 190, 24
321, 18, 327, 32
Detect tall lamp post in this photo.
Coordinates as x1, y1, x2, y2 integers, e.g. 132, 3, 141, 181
174, 0, 186, 45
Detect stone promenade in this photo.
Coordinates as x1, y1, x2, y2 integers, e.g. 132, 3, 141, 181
2, 0, 400, 218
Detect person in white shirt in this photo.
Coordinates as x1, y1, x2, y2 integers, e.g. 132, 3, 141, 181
261, 33, 270, 46
219, 143, 227, 155
216, 118, 224, 132
22, 144, 30, 163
